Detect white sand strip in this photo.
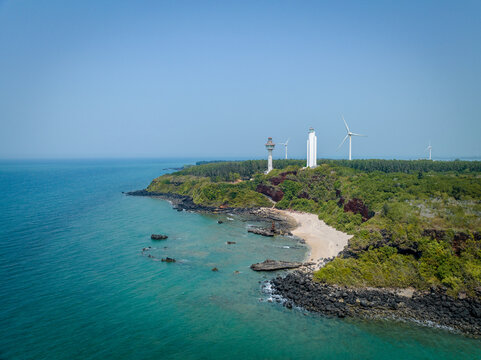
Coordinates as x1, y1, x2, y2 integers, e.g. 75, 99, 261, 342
274, 210, 353, 269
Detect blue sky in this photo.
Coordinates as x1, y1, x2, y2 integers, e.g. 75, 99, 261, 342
0, 0, 480, 159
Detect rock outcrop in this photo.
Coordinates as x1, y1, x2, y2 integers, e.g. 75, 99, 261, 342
271, 272, 481, 336
248, 228, 275, 237
126, 190, 217, 212
250, 259, 304, 271
255, 184, 284, 201
151, 234, 168, 240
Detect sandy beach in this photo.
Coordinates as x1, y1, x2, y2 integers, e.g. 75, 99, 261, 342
274, 209, 352, 269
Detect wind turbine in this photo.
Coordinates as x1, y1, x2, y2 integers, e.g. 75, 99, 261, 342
280, 138, 289, 159
425, 141, 432, 160
337, 115, 366, 160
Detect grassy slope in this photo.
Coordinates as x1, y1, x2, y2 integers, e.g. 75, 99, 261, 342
147, 160, 481, 296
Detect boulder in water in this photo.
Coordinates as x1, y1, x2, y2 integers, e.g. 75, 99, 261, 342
151, 234, 168, 240
247, 228, 274, 237
250, 259, 303, 271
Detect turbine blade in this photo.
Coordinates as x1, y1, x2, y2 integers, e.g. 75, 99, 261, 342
351, 133, 366, 137
337, 135, 349, 150
342, 114, 350, 132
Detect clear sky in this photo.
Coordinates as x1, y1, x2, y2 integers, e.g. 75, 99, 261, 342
0, 0, 480, 160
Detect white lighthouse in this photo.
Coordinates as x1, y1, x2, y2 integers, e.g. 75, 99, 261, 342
265, 137, 275, 173
306, 128, 317, 168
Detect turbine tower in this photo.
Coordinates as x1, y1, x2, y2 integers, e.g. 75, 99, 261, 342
280, 139, 289, 159
265, 137, 275, 173
337, 115, 366, 160
426, 141, 432, 160
306, 128, 317, 168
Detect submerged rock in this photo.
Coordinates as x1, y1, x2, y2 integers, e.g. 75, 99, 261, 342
151, 234, 168, 240
212, 267, 219, 272
227, 241, 236, 245
250, 259, 303, 271
161, 257, 176, 263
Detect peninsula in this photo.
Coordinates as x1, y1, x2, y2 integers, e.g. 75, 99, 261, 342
128, 159, 481, 335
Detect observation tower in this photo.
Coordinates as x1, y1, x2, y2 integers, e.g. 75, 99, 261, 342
265, 137, 275, 173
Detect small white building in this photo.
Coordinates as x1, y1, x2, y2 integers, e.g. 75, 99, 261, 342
265, 137, 275, 173
306, 128, 317, 168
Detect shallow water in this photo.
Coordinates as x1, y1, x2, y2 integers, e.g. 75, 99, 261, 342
0, 159, 480, 359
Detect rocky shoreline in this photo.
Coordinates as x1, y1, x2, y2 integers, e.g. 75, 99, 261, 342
271, 272, 481, 337
126, 189, 296, 233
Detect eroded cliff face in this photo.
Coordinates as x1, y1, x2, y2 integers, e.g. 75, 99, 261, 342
256, 183, 284, 201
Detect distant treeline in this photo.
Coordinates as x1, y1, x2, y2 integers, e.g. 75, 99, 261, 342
181, 159, 481, 181
195, 160, 228, 166
178, 160, 304, 181
319, 159, 481, 173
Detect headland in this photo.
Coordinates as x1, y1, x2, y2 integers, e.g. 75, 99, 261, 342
127, 158, 481, 336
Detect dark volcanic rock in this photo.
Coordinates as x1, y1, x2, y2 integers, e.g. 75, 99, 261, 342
151, 234, 168, 240
247, 220, 291, 237
126, 190, 218, 212
271, 272, 481, 337
250, 259, 303, 271
161, 257, 176, 263
256, 184, 284, 201
248, 228, 275, 237
125, 189, 153, 196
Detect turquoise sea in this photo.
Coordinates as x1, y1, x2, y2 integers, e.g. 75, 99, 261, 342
0, 159, 480, 359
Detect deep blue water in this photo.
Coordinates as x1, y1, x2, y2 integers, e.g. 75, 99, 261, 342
0, 159, 480, 359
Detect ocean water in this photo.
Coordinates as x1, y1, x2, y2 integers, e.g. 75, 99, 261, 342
0, 159, 480, 360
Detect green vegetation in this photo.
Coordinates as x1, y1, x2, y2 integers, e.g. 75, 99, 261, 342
147, 159, 481, 296
177, 159, 304, 181
317, 159, 481, 173
147, 174, 272, 208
